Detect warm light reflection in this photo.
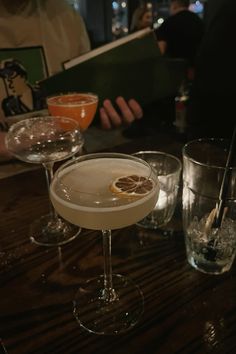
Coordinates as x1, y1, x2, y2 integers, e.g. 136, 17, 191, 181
81, 108, 86, 118
203, 319, 225, 350
154, 189, 167, 210
204, 319, 223, 349
182, 184, 195, 210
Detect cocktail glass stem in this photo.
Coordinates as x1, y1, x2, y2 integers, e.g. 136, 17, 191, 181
43, 162, 58, 220
102, 229, 117, 302
30, 160, 81, 246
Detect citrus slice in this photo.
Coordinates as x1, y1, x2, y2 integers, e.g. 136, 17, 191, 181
110, 174, 154, 197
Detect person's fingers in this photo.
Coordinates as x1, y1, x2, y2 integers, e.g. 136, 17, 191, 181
103, 99, 123, 127
128, 99, 143, 119
115, 96, 136, 125
0, 132, 12, 161
0, 120, 9, 132
99, 107, 112, 130
100, 97, 143, 130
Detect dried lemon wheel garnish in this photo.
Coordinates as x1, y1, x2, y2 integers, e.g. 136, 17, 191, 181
110, 174, 154, 197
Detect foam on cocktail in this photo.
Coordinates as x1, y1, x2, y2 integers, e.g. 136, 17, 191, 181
50, 158, 159, 230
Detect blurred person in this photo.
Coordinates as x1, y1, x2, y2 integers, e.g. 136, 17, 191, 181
0, 0, 153, 161
130, 4, 153, 33
100, 0, 235, 141
0, 0, 91, 76
0, 0, 91, 120
186, 0, 235, 139
155, 0, 204, 74
100, 0, 204, 134
0, 0, 91, 160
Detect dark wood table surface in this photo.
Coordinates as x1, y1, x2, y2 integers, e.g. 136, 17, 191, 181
0, 133, 236, 354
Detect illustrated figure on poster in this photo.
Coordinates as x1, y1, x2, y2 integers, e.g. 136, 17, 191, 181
0, 59, 46, 117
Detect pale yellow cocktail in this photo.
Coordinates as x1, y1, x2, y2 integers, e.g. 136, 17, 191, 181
50, 157, 159, 230
50, 152, 159, 335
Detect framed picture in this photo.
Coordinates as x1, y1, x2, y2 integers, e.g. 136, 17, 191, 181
0, 46, 48, 85
0, 46, 48, 120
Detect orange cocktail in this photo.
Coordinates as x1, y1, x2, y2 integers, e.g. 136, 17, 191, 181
47, 93, 98, 132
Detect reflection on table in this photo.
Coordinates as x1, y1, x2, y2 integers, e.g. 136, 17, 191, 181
0, 132, 236, 354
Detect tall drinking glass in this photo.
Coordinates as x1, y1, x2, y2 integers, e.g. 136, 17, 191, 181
47, 92, 98, 132
50, 153, 159, 334
5, 116, 84, 246
182, 138, 236, 274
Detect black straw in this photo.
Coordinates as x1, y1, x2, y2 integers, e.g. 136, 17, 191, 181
212, 125, 236, 228
0, 340, 8, 354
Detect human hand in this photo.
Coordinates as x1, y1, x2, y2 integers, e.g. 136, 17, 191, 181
0, 132, 12, 162
99, 96, 143, 130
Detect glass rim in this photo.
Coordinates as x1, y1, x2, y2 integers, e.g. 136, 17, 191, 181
55, 151, 154, 174
46, 92, 99, 103
7, 115, 81, 131
182, 137, 236, 170
133, 150, 182, 172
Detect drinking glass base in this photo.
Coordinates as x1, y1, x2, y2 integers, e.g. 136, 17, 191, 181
73, 274, 144, 335
29, 214, 81, 246
187, 253, 233, 275
136, 212, 171, 230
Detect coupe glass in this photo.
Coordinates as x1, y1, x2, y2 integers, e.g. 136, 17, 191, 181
47, 92, 98, 132
5, 116, 84, 246
50, 152, 159, 334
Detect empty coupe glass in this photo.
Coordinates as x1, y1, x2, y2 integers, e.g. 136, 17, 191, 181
5, 116, 84, 246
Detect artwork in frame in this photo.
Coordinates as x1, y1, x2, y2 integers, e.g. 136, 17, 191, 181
0, 46, 49, 120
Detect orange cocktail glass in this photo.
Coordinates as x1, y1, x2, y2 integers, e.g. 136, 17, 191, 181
47, 93, 98, 132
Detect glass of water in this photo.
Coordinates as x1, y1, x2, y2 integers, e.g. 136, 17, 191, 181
182, 138, 236, 274
133, 151, 182, 230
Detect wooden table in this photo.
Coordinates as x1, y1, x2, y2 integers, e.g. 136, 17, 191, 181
1, 133, 236, 354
